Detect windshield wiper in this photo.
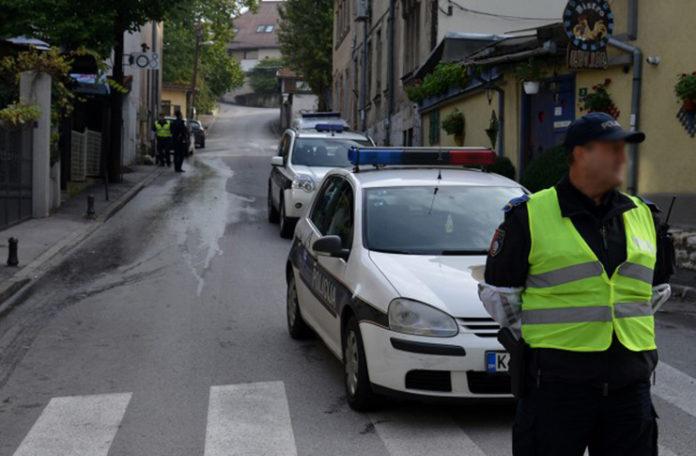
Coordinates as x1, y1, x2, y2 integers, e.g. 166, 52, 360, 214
440, 250, 488, 256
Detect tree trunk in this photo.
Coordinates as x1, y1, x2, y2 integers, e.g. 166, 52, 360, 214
109, 21, 125, 183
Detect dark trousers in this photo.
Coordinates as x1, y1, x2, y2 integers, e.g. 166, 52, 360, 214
513, 381, 657, 456
156, 138, 172, 166
174, 141, 186, 172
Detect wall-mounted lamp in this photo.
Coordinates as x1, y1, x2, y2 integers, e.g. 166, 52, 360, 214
646, 56, 661, 66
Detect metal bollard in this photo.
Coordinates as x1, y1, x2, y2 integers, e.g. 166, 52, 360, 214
86, 194, 96, 218
7, 237, 18, 267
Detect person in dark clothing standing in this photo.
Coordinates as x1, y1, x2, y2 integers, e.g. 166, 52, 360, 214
479, 112, 675, 456
170, 110, 187, 173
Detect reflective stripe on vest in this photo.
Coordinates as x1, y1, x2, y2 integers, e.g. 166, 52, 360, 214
155, 121, 172, 138
521, 187, 657, 352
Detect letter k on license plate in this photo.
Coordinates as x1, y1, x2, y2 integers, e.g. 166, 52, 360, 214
486, 351, 509, 373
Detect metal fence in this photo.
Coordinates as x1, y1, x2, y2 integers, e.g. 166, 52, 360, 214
0, 124, 33, 229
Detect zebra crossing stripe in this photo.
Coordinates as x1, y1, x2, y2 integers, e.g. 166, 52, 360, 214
369, 410, 487, 456
653, 362, 696, 419
12, 392, 131, 456
204, 381, 298, 456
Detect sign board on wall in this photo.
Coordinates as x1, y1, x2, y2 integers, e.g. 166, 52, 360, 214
563, 1, 614, 69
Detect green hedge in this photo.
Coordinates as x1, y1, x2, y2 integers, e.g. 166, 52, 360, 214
521, 145, 569, 192
485, 156, 516, 180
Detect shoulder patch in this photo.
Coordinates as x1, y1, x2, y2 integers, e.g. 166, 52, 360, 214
489, 228, 506, 257
503, 194, 530, 213
637, 196, 661, 213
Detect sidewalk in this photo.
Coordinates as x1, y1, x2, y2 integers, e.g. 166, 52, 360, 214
0, 165, 162, 311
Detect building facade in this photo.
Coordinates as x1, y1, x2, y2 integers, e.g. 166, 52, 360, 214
332, 0, 565, 144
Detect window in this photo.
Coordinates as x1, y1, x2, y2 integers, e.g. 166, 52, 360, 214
278, 133, 292, 162
161, 100, 171, 116
429, 110, 440, 145
335, 0, 351, 45
310, 178, 354, 250
364, 186, 524, 255
402, 0, 421, 74
375, 29, 383, 94
291, 137, 372, 167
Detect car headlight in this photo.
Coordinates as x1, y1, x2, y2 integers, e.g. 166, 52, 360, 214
388, 298, 458, 337
292, 175, 316, 193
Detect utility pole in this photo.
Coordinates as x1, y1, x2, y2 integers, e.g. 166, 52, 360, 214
188, 25, 202, 120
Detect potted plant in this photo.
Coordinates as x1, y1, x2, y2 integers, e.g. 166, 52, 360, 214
675, 72, 696, 112
514, 59, 544, 94
485, 111, 500, 150
442, 109, 465, 145
580, 79, 620, 118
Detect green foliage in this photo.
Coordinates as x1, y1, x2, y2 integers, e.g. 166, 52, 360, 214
0, 103, 41, 126
513, 58, 544, 82
675, 72, 696, 101
441, 109, 465, 136
521, 145, 569, 193
277, 0, 333, 110
580, 78, 619, 117
248, 57, 283, 95
486, 111, 500, 149
163, 0, 250, 113
406, 63, 467, 103
484, 156, 516, 180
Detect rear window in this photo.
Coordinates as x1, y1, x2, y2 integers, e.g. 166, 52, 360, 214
291, 137, 372, 167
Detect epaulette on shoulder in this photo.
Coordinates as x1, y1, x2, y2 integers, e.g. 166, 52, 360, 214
637, 195, 661, 213
503, 194, 530, 213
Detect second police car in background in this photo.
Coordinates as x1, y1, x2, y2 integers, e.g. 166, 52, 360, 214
268, 113, 373, 238
284, 147, 527, 410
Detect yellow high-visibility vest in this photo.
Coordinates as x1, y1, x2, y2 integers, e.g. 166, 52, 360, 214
521, 187, 656, 352
155, 121, 172, 138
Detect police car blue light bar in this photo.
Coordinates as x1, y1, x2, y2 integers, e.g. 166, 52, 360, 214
348, 147, 496, 167
315, 123, 346, 133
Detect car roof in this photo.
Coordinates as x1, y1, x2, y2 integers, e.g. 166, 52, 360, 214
332, 167, 523, 189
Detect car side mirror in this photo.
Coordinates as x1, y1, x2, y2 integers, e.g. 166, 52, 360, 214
313, 235, 349, 260
271, 156, 284, 167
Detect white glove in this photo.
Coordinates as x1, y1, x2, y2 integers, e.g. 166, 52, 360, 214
478, 283, 523, 339
651, 283, 671, 313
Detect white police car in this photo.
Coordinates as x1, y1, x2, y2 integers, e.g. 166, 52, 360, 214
267, 117, 373, 238
284, 147, 527, 410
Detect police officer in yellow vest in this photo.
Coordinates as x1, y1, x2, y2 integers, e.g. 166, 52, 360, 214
479, 112, 674, 456
153, 113, 172, 167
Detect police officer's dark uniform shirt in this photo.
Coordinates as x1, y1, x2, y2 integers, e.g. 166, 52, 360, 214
485, 175, 674, 390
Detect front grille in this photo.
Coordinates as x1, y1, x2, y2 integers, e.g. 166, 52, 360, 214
405, 370, 452, 392
467, 371, 511, 394
458, 317, 500, 338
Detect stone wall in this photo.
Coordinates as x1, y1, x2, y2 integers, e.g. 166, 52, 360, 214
672, 228, 696, 271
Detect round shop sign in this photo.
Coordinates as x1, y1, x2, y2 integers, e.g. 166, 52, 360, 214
563, 0, 614, 51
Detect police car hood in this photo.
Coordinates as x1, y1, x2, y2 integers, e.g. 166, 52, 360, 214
368, 252, 489, 318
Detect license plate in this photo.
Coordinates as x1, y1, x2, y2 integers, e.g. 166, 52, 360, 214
486, 351, 509, 373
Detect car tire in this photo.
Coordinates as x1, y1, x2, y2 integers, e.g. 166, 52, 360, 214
200, 139, 205, 148
268, 182, 280, 224
279, 197, 296, 239
287, 274, 312, 339
343, 316, 379, 412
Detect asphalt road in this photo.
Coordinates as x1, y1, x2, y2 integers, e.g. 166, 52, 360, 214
0, 104, 694, 456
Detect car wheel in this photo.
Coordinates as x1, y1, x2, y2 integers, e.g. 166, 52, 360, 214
200, 139, 205, 148
268, 182, 280, 223
343, 316, 378, 411
287, 274, 312, 339
279, 197, 296, 239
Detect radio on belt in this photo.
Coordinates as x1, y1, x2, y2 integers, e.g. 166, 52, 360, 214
348, 146, 497, 168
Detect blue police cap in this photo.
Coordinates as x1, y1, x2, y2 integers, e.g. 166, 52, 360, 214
563, 112, 645, 151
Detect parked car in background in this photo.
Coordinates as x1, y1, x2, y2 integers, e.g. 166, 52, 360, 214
189, 119, 206, 148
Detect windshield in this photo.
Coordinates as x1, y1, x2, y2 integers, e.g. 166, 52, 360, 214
364, 185, 524, 255
291, 137, 371, 167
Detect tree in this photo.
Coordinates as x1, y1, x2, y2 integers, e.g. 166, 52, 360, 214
163, 0, 250, 114
248, 57, 283, 96
277, 0, 333, 110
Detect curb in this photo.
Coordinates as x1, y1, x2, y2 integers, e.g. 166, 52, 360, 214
0, 167, 163, 316
672, 283, 696, 300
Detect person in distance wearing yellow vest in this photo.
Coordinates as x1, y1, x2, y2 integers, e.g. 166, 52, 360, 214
479, 112, 675, 456
153, 112, 172, 167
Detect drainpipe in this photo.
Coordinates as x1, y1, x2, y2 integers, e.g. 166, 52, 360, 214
627, 0, 638, 40
360, 20, 368, 132
386, 0, 396, 145
608, 37, 642, 195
